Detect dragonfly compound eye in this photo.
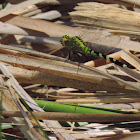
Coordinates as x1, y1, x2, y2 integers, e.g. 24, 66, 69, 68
63, 35, 70, 39
60, 35, 70, 46
60, 37, 65, 46
66, 35, 69, 38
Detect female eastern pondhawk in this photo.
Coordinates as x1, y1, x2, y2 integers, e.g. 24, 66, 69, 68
60, 35, 127, 67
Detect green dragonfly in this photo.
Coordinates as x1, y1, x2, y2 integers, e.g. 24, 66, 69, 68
60, 35, 127, 67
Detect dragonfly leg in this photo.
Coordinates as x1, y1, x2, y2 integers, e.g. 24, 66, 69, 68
72, 52, 83, 74
66, 50, 71, 60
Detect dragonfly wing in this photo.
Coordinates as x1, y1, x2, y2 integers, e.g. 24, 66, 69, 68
93, 31, 121, 55
72, 18, 121, 55
78, 19, 103, 42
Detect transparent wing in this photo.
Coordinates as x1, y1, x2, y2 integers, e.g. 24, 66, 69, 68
93, 31, 121, 55
72, 19, 121, 56
77, 19, 103, 42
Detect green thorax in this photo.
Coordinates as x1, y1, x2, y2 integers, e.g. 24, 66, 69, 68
60, 35, 91, 54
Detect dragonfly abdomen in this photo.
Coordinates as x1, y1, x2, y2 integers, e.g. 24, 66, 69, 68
89, 49, 127, 67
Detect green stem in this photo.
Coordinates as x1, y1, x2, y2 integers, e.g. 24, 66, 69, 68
35, 100, 138, 114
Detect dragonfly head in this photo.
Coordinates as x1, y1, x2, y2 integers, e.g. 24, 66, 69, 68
60, 35, 70, 46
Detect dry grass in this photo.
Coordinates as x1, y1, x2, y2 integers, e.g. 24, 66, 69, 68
0, 0, 140, 139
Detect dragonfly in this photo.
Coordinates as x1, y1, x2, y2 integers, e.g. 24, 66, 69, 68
60, 35, 127, 67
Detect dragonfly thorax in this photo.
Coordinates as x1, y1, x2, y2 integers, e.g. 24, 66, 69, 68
60, 35, 86, 53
